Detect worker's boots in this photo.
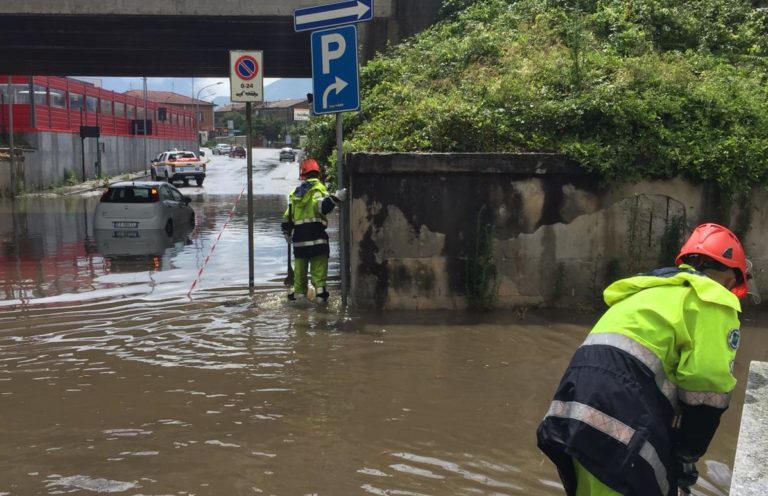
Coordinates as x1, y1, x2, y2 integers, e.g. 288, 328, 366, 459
315, 287, 329, 304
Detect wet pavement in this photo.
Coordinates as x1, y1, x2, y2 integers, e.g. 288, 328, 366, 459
0, 148, 766, 495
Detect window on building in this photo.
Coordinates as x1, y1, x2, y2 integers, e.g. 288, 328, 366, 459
33, 85, 47, 105
126, 104, 135, 119
11, 84, 31, 104
137, 107, 145, 120
49, 88, 66, 108
86, 96, 98, 113
69, 92, 84, 110
101, 99, 112, 115
114, 102, 125, 118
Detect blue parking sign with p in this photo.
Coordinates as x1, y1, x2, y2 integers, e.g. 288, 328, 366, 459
311, 25, 359, 115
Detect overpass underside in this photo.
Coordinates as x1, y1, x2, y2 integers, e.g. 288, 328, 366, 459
0, 1, 441, 77
0, 15, 312, 78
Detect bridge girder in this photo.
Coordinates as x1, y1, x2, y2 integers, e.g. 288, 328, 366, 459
0, 2, 441, 77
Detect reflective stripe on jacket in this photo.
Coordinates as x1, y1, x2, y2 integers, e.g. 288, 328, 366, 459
281, 178, 337, 258
537, 266, 741, 496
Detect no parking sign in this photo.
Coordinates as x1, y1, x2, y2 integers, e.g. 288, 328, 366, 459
229, 50, 264, 102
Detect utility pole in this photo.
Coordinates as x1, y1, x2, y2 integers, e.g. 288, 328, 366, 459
195, 81, 223, 149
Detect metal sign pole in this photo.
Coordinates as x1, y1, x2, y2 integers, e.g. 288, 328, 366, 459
246, 102, 255, 290
228, 49, 263, 294
7, 76, 15, 199
336, 113, 347, 306
143, 77, 148, 173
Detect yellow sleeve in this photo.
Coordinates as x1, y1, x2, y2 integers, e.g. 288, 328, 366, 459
676, 293, 739, 398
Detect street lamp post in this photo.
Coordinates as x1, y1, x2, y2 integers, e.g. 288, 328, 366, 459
194, 82, 222, 147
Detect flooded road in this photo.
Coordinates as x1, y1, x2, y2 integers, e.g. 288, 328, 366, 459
1, 148, 767, 495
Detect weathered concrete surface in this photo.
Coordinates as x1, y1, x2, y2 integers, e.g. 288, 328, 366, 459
730, 361, 768, 495
347, 152, 765, 310
0, 0, 442, 77
1, 133, 194, 193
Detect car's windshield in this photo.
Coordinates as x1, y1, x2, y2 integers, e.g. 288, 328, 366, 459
101, 187, 157, 203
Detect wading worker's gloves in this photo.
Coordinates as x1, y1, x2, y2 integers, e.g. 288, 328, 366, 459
675, 456, 699, 494
331, 188, 348, 203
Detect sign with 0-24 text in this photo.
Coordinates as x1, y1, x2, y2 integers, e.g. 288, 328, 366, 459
311, 25, 359, 115
229, 50, 263, 102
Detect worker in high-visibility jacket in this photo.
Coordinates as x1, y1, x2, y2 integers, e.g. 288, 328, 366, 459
281, 158, 347, 303
537, 223, 757, 496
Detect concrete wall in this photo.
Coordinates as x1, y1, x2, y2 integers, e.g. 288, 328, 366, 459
730, 361, 768, 495
1, 133, 194, 194
347, 152, 765, 310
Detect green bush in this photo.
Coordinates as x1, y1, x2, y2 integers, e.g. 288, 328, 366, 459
63, 168, 77, 186
307, 0, 768, 196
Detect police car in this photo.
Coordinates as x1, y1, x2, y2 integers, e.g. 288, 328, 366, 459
150, 150, 207, 187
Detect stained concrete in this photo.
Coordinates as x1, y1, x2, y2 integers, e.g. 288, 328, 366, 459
347, 152, 765, 310
730, 361, 768, 495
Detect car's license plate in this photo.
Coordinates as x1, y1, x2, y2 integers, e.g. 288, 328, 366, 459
113, 221, 138, 228
113, 230, 139, 238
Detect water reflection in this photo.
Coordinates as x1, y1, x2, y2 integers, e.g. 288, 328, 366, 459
0, 193, 297, 308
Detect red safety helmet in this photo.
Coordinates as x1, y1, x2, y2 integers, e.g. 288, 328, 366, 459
675, 223, 748, 298
300, 159, 321, 179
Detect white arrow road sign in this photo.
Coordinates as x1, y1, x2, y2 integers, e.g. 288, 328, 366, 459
322, 76, 349, 109
294, 0, 373, 32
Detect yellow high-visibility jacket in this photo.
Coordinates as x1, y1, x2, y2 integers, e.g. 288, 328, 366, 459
537, 265, 741, 496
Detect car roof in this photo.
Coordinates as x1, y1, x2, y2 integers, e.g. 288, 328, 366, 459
109, 180, 170, 188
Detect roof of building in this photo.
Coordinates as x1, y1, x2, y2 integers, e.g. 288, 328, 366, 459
216, 103, 246, 113
263, 98, 308, 109
123, 90, 213, 106
214, 99, 308, 113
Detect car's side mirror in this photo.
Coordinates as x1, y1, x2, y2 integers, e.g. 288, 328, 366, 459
151, 159, 158, 163
183, 196, 192, 204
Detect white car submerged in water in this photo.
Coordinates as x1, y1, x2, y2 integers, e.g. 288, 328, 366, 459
94, 181, 195, 235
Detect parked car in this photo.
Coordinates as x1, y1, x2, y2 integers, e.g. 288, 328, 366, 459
212, 143, 232, 155
279, 147, 296, 162
94, 181, 195, 236
230, 146, 247, 158
150, 150, 207, 186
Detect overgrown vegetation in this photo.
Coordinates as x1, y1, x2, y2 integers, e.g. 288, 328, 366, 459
62, 168, 77, 186
466, 206, 499, 311
658, 215, 686, 266
305, 0, 768, 196
219, 110, 308, 147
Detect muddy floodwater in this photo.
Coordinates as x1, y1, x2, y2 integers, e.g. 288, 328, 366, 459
1, 152, 767, 495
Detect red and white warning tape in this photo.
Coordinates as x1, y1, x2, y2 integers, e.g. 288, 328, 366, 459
187, 186, 246, 296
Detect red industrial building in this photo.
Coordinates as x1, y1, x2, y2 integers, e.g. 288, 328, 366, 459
1, 75, 196, 194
